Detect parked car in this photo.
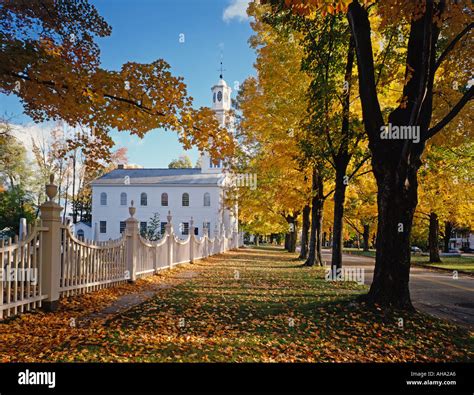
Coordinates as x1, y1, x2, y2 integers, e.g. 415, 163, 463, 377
410, 246, 422, 253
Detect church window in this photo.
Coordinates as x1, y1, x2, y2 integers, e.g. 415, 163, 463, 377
100, 192, 107, 206
182, 193, 189, 207
140, 192, 148, 206
120, 221, 126, 234
140, 221, 147, 234
204, 192, 211, 207
120, 192, 127, 206
77, 230, 84, 240
203, 222, 211, 237
182, 222, 189, 235
100, 221, 107, 234
161, 193, 168, 206
160, 222, 167, 235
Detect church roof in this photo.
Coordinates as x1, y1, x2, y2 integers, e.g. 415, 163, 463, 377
91, 168, 225, 186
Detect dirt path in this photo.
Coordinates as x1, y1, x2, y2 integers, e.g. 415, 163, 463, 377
77, 269, 200, 326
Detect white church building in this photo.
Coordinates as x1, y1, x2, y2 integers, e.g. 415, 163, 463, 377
75, 76, 238, 242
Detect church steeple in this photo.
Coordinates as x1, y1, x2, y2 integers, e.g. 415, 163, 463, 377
201, 66, 233, 174
211, 63, 232, 117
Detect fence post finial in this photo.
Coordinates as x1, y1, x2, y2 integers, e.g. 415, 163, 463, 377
45, 173, 58, 202
129, 200, 136, 218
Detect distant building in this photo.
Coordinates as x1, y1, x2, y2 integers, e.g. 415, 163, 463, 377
449, 231, 474, 250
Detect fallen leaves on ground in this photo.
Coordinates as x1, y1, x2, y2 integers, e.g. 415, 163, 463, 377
0, 247, 472, 362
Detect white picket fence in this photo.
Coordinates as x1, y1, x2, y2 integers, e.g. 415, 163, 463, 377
59, 225, 128, 297
0, 177, 243, 320
0, 226, 48, 319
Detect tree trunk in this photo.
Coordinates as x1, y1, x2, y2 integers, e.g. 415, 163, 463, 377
299, 204, 310, 259
443, 221, 453, 253
290, 225, 297, 253
361, 164, 418, 309
285, 215, 298, 253
363, 224, 370, 252
429, 212, 441, 262
58, 160, 63, 208
330, 35, 354, 272
331, 166, 349, 270
305, 170, 324, 267
71, 150, 77, 223
63, 165, 70, 222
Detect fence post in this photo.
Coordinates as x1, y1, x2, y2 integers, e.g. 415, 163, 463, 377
154, 245, 158, 274
165, 211, 173, 269
203, 224, 208, 258
40, 175, 63, 312
189, 217, 195, 263
125, 201, 138, 282
221, 223, 225, 253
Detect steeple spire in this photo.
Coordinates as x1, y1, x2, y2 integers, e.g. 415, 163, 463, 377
218, 61, 226, 79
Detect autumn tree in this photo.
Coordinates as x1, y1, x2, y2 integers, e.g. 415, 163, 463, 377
0, 122, 36, 232
168, 155, 193, 169
28, 123, 74, 213
72, 145, 129, 223
1, 0, 234, 165
274, 0, 473, 308
344, 164, 378, 251
233, 3, 312, 253
416, 142, 474, 262
293, 12, 370, 268
258, 6, 386, 267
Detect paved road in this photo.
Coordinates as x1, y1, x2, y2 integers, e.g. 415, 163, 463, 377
321, 250, 474, 330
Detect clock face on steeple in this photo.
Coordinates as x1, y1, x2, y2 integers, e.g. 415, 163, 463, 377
217, 91, 222, 102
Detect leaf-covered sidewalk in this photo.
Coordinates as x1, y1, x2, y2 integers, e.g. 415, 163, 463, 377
0, 247, 472, 362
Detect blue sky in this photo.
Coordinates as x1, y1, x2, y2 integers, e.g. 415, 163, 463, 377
1, 0, 256, 167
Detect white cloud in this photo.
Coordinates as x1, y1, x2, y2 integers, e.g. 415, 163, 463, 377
9, 122, 55, 161
223, 0, 250, 22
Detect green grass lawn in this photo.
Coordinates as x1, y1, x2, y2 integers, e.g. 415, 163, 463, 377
0, 246, 472, 362
411, 255, 474, 273
342, 248, 376, 258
